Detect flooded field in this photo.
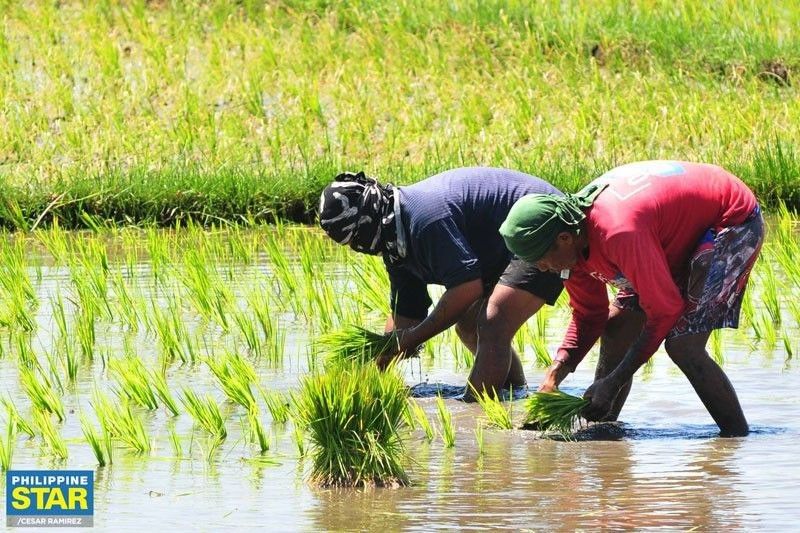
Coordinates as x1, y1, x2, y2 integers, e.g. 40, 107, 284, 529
0, 218, 798, 530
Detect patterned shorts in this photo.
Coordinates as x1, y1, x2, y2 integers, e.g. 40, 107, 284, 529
613, 207, 764, 338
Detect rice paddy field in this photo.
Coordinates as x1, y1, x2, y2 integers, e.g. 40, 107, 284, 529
0, 212, 796, 529
1, 0, 800, 530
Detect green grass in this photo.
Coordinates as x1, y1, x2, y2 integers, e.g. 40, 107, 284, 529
524, 390, 590, 437
0, 1, 797, 230
294, 364, 409, 487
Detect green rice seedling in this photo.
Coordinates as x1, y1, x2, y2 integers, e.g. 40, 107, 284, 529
316, 325, 396, 366
33, 411, 68, 460
148, 369, 180, 416
179, 250, 233, 330
51, 293, 79, 382
180, 389, 227, 442
513, 322, 528, 354
710, 330, 724, 365
35, 219, 69, 264
3, 398, 35, 438
782, 332, 794, 360
92, 391, 150, 454
470, 386, 513, 430
788, 300, 800, 330
535, 305, 550, 339
294, 364, 409, 487
146, 228, 171, 285
14, 333, 38, 370
110, 357, 159, 410
531, 333, 553, 368
232, 309, 262, 358
474, 424, 485, 456
741, 288, 756, 328
408, 399, 435, 442
263, 234, 299, 310
292, 426, 305, 458
0, 237, 37, 304
246, 289, 274, 341
0, 419, 15, 471
451, 337, 474, 371
205, 353, 258, 413
149, 295, 193, 365
110, 270, 141, 332
80, 415, 107, 467
263, 391, 291, 425
75, 306, 96, 360
168, 427, 182, 457
0, 282, 36, 332
759, 312, 778, 351
20, 366, 65, 422
760, 265, 782, 325
524, 390, 589, 437
436, 396, 456, 448
352, 256, 389, 314
247, 410, 270, 453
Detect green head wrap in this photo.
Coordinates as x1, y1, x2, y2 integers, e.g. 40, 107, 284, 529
499, 182, 608, 263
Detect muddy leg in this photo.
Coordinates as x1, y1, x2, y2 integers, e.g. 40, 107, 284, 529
665, 332, 748, 437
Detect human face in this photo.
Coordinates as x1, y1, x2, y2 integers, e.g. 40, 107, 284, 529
533, 232, 580, 273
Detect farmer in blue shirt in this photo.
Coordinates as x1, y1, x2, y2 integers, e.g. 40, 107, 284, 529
318, 167, 564, 400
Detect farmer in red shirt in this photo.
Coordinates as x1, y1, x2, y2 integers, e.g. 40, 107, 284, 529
500, 161, 763, 436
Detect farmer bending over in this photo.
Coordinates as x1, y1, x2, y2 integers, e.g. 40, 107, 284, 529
319, 167, 564, 400
500, 161, 763, 436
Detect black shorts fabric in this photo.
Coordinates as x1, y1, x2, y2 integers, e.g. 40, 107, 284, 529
494, 258, 564, 305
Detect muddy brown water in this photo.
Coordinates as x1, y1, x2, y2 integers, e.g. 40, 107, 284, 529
1, 243, 798, 531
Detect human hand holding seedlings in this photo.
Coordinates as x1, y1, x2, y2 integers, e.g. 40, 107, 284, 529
581, 376, 620, 421
375, 329, 425, 369
538, 358, 571, 393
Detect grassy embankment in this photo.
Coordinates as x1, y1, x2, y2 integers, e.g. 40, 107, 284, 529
0, 0, 799, 228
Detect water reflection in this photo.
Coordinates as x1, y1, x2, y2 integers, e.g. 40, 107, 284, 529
305, 419, 754, 531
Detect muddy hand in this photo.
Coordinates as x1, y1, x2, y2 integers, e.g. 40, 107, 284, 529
582, 378, 617, 421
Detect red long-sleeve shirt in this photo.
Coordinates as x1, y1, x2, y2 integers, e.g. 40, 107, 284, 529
557, 161, 757, 368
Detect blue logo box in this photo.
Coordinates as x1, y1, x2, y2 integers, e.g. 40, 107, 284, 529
6, 470, 94, 528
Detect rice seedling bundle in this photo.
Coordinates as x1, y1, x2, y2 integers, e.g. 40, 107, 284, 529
524, 390, 589, 437
316, 325, 397, 366
294, 364, 409, 487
